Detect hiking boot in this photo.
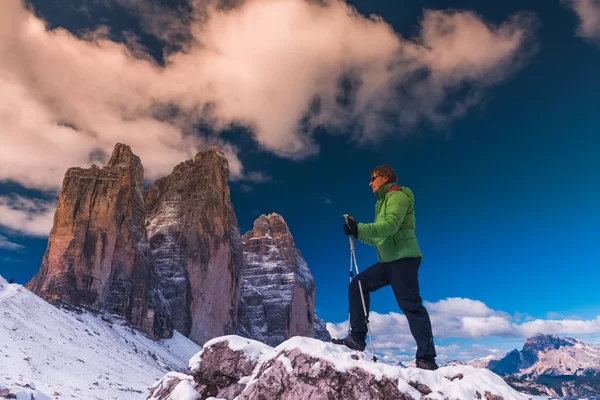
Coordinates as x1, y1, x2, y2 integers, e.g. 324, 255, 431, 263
331, 336, 366, 351
415, 358, 439, 371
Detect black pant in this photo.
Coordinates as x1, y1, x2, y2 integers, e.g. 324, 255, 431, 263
349, 257, 437, 361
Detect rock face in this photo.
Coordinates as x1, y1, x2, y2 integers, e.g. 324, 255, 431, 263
26, 144, 172, 339
145, 146, 243, 345
488, 349, 522, 376
314, 315, 332, 342
149, 335, 531, 400
25, 142, 333, 348
238, 213, 323, 346
502, 376, 558, 397
236, 348, 407, 400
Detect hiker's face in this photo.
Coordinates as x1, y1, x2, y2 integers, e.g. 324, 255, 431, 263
369, 174, 386, 192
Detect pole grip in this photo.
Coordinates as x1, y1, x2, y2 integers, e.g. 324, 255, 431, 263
343, 214, 355, 251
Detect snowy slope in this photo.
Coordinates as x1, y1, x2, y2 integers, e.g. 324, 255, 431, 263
0, 275, 201, 400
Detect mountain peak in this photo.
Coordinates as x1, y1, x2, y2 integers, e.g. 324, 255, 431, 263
107, 143, 140, 167
257, 212, 285, 223
194, 145, 225, 159
246, 213, 289, 239
523, 333, 577, 353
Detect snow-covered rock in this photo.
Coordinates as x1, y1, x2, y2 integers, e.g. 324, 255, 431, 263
0, 383, 52, 400
0, 275, 201, 400
151, 335, 544, 400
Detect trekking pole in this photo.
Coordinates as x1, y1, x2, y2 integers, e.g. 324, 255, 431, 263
347, 241, 353, 339
344, 215, 377, 363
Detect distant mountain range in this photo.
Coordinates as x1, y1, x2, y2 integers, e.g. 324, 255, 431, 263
450, 334, 600, 397
446, 355, 499, 369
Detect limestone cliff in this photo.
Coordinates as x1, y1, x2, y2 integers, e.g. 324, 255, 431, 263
238, 213, 323, 346
145, 146, 243, 345
26, 143, 172, 339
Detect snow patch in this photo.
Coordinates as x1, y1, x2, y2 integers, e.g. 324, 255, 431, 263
0, 383, 52, 400
170, 379, 200, 400
0, 276, 18, 299
277, 355, 293, 372
204, 335, 274, 361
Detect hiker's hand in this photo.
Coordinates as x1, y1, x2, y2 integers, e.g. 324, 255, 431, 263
344, 217, 358, 238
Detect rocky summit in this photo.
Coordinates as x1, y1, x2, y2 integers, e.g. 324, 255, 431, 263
145, 146, 244, 345
237, 213, 329, 346
26, 143, 172, 339
148, 335, 532, 400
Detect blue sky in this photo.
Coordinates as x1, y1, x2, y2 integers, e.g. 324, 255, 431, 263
1, 0, 599, 362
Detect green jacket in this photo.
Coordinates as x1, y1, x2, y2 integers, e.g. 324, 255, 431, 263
357, 182, 423, 263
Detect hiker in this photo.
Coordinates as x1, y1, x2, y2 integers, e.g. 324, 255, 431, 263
8, 278, 14, 284
332, 166, 438, 370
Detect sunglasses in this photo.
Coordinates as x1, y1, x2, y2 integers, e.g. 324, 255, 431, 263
370, 175, 381, 182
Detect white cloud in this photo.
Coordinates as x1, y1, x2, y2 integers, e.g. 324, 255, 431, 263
0, 0, 537, 194
517, 316, 600, 337
0, 0, 244, 191
564, 0, 600, 40
244, 172, 272, 183
181, 2, 537, 154
547, 311, 584, 320
0, 235, 24, 251
1, 256, 24, 264
458, 316, 517, 338
107, 0, 196, 48
513, 311, 532, 322
327, 312, 417, 362
425, 297, 501, 317
0, 195, 56, 237
235, 171, 272, 193
239, 184, 253, 193
326, 297, 600, 362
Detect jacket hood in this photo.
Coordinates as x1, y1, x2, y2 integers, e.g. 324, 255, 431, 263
399, 186, 415, 205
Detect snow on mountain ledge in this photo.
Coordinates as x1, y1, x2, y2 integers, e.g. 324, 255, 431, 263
150, 335, 548, 400
0, 382, 52, 400
0, 274, 202, 400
